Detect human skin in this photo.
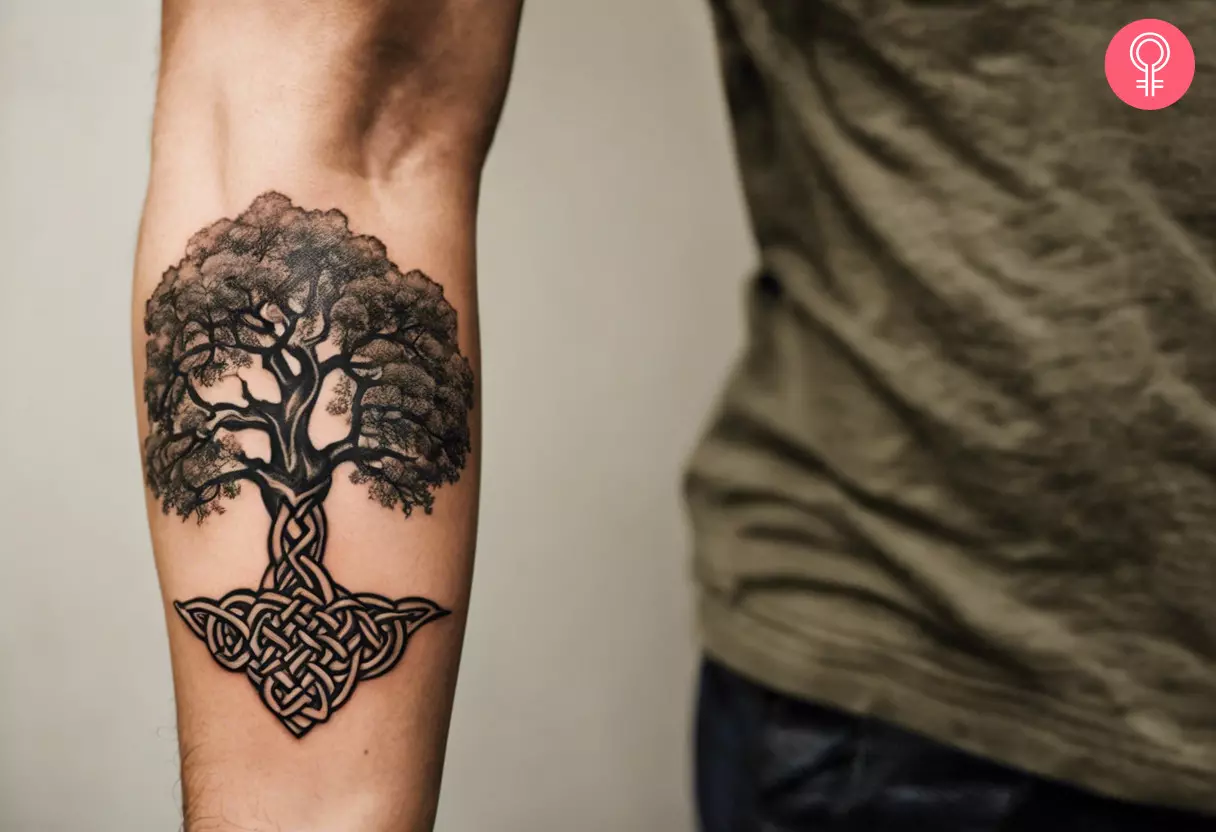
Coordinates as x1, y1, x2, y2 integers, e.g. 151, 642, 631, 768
132, 3, 523, 829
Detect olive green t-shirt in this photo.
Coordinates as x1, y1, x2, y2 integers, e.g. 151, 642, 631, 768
688, 0, 1216, 812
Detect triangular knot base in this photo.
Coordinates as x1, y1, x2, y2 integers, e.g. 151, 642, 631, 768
175, 554, 447, 737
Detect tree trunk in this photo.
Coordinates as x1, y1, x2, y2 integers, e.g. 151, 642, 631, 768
260, 480, 330, 596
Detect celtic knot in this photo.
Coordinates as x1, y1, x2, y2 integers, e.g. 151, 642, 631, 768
174, 494, 448, 736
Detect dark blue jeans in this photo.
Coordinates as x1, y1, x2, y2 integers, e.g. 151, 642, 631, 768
695, 659, 1215, 832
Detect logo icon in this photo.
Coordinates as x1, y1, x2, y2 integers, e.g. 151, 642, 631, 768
1130, 32, 1169, 96
1106, 20, 1194, 109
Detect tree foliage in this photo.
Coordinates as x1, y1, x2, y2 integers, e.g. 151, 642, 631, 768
143, 192, 473, 521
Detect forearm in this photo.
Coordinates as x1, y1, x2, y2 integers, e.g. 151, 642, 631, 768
133, 4, 518, 830
139, 181, 478, 832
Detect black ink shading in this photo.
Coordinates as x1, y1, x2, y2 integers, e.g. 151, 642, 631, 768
142, 192, 473, 736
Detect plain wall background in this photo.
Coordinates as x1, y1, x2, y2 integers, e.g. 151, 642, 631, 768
0, 2, 753, 830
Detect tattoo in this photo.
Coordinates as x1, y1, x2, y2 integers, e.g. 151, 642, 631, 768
142, 192, 472, 737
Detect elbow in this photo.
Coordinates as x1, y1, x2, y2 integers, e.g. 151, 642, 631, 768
153, 1, 515, 195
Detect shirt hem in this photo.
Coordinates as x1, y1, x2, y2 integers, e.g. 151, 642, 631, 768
699, 589, 1216, 817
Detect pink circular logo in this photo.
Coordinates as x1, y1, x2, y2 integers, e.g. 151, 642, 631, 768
1105, 19, 1195, 109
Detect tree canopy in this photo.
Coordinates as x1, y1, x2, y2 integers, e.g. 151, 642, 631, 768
143, 192, 473, 521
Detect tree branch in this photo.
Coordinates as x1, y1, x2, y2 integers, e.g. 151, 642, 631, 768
191, 467, 256, 498
302, 314, 332, 347
349, 326, 426, 359
237, 376, 271, 412
183, 382, 261, 423
209, 413, 270, 434
239, 311, 275, 335
173, 344, 218, 373
151, 431, 206, 474
329, 442, 418, 470
318, 354, 380, 377
173, 380, 288, 464
362, 403, 449, 447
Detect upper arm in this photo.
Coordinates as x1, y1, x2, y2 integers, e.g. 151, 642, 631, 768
155, 0, 525, 181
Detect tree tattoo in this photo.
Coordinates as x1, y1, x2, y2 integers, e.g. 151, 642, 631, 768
142, 192, 472, 737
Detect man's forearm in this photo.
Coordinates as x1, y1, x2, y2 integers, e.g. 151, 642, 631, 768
133, 4, 520, 830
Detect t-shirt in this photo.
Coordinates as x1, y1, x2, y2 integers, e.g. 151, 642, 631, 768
688, 0, 1216, 813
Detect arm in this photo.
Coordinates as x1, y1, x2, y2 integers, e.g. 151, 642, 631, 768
132, 3, 523, 830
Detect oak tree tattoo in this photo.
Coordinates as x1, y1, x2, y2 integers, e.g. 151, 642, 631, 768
143, 192, 472, 737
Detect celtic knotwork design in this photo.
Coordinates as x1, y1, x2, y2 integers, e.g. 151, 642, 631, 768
175, 492, 448, 736
142, 193, 472, 736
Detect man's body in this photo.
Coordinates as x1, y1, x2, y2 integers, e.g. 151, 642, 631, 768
689, 1, 1216, 828
134, 3, 520, 830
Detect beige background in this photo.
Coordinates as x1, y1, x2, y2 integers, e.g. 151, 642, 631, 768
0, 2, 752, 829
